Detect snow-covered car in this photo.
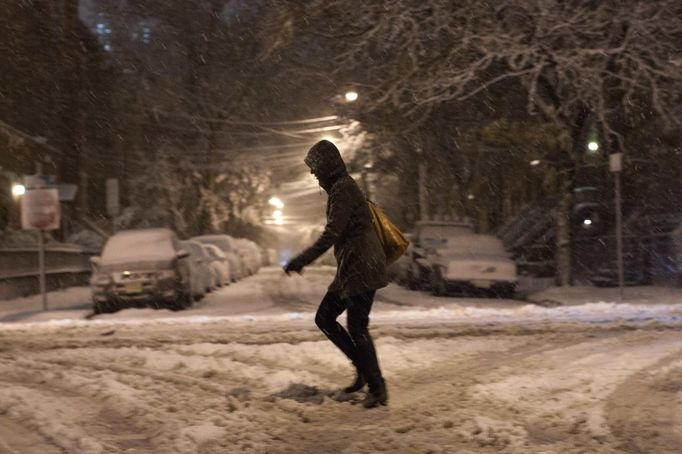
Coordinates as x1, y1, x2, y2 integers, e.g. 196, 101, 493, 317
90, 228, 193, 313
180, 240, 213, 298
192, 235, 244, 281
427, 235, 518, 298
234, 238, 261, 275
203, 244, 231, 286
265, 248, 278, 266
406, 221, 517, 297
198, 244, 220, 289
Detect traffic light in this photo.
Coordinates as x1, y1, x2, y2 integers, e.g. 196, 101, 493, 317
572, 186, 608, 236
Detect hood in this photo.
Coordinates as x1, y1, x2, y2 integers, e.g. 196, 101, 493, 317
304, 140, 347, 191
97, 259, 175, 273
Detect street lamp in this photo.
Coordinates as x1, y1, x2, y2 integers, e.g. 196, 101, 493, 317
11, 183, 25, 198
530, 159, 541, 166
273, 209, 284, 225
268, 197, 284, 209
345, 91, 358, 102
587, 141, 599, 152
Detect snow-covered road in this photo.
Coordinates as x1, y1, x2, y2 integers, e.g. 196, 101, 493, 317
1, 267, 681, 453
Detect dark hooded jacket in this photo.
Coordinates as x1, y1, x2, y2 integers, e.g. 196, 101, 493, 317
293, 140, 388, 299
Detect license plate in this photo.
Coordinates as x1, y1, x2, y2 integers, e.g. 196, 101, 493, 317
125, 282, 143, 294
471, 279, 492, 289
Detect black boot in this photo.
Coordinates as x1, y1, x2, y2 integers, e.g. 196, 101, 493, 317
362, 380, 388, 409
343, 368, 366, 393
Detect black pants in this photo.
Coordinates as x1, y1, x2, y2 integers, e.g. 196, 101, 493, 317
315, 290, 384, 390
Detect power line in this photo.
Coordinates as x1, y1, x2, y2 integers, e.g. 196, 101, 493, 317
145, 109, 338, 127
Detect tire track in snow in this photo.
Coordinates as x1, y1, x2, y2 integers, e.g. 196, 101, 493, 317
607, 350, 682, 453
0, 374, 158, 453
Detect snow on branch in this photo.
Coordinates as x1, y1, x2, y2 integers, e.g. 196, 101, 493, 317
319, 0, 682, 144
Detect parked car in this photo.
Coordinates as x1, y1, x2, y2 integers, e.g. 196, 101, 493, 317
266, 248, 278, 266
90, 228, 193, 313
198, 245, 220, 289
203, 244, 231, 286
234, 238, 261, 275
406, 221, 518, 298
180, 240, 213, 298
193, 235, 244, 281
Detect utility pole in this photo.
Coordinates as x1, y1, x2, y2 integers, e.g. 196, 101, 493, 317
417, 147, 429, 222
610, 152, 625, 300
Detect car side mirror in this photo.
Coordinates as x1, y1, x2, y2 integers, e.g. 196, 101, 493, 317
176, 250, 190, 259
90, 256, 101, 268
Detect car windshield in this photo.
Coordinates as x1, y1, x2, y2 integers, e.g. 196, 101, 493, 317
194, 236, 233, 252
180, 242, 200, 257
420, 225, 472, 248
206, 246, 224, 259
101, 230, 175, 264
438, 235, 508, 258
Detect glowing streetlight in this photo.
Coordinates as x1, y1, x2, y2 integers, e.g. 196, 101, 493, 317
530, 159, 541, 166
467, 194, 475, 200
11, 184, 25, 197
273, 209, 284, 226
345, 91, 358, 102
268, 197, 284, 209
587, 141, 599, 152
583, 218, 593, 226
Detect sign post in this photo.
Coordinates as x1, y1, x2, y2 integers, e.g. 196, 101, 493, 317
21, 173, 60, 311
609, 153, 624, 301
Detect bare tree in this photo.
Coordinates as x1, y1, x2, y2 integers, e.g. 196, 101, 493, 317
308, 0, 682, 285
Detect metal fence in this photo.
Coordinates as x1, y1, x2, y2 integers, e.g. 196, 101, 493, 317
0, 247, 98, 300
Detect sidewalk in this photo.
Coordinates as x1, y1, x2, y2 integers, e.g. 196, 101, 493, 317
0, 287, 92, 322
527, 284, 682, 306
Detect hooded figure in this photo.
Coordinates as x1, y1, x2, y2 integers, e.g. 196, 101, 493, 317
285, 140, 389, 408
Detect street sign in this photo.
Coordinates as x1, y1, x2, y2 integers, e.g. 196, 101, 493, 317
21, 187, 60, 230
20, 172, 59, 311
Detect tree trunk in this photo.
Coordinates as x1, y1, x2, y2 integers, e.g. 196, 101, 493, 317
60, 0, 84, 188
555, 176, 573, 286
418, 159, 429, 222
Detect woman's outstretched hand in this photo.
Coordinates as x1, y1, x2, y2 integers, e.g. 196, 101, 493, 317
283, 257, 305, 276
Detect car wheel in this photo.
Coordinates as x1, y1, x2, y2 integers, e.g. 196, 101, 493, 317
94, 299, 116, 314
406, 269, 419, 290
431, 269, 447, 297
495, 284, 516, 299
168, 288, 192, 311
181, 290, 193, 309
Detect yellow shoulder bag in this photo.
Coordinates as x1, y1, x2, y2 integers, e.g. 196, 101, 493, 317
367, 200, 410, 265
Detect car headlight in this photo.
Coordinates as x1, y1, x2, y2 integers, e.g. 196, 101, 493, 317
156, 270, 177, 280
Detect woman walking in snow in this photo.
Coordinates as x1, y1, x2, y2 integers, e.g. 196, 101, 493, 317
284, 140, 389, 408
